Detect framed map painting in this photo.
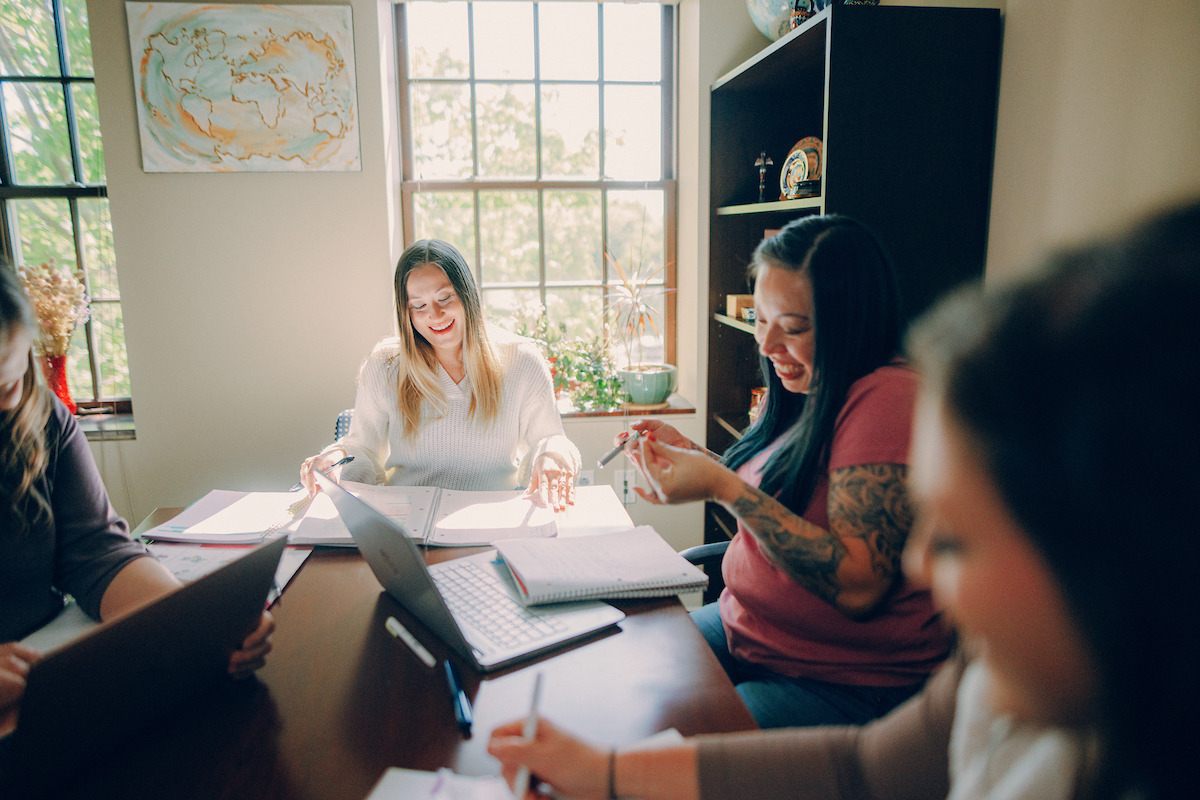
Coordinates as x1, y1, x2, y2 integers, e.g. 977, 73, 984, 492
126, 3, 361, 172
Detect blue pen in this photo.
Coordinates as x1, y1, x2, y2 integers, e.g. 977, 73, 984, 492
444, 659, 473, 737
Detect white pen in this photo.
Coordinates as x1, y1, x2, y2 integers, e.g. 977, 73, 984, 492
511, 672, 544, 799
385, 615, 436, 668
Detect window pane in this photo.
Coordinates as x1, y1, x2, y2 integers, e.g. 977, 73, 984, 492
607, 189, 667, 367
413, 192, 476, 267
61, 0, 93, 76
482, 287, 540, 333
78, 197, 118, 299
406, 1, 469, 79
410, 81, 474, 179
4, 81, 74, 184
604, 85, 661, 180
610, 290, 665, 366
476, 83, 536, 179
0, 0, 61, 76
90, 301, 131, 398
12, 197, 75, 268
544, 191, 600, 283
547, 287, 604, 342
603, 3, 661, 82
607, 189, 666, 278
473, 2, 533, 80
541, 84, 598, 179
538, 3, 597, 81
72, 83, 104, 182
66, 327, 94, 401
479, 191, 538, 284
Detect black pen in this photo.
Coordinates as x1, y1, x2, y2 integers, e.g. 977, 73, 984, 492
598, 431, 641, 468
444, 659, 473, 737
290, 455, 355, 492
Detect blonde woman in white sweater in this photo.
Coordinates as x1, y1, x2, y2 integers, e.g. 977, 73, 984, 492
300, 240, 580, 511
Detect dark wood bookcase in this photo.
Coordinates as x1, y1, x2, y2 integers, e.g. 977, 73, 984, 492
704, 4, 1001, 547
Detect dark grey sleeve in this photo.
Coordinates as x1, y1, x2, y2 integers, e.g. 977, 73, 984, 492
696, 655, 963, 800
49, 405, 149, 620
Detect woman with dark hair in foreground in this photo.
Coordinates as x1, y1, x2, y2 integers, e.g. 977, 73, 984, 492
611, 215, 950, 729
489, 202, 1200, 800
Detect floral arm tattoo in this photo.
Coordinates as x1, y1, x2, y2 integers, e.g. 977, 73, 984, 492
726, 463, 913, 611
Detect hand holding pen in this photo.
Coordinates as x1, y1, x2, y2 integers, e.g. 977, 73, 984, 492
298, 451, 355, 496
599, 420, 693, 468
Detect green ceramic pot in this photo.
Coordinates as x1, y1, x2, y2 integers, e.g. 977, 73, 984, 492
618, 363, 678, 405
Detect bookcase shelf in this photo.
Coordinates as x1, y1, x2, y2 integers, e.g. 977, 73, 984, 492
704, 5, 1001, 541
716, 197, 823, 216
714, 313, 755, 335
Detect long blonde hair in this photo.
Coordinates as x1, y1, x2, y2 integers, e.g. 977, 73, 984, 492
1, 266, 54, 535
391, 240, 503, 439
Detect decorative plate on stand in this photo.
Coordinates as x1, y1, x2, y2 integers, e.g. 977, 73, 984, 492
779, 137, 823, 200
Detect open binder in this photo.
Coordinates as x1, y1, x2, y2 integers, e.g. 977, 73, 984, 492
141, 483, 624, 548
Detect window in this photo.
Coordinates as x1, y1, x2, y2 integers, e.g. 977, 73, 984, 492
397, 0, 676, 365
0, 0, 131, 410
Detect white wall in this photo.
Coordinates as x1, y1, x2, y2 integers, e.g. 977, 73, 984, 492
88, 0, 397, 521
984, 0, 1200, 279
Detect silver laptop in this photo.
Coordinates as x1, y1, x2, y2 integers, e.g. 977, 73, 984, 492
312, 470, 626, 672
4, 536, 286, 793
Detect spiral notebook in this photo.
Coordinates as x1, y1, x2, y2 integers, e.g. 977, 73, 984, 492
493, 525, 708, 606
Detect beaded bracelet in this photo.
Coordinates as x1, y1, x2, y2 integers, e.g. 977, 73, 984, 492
607, 747, 617, 799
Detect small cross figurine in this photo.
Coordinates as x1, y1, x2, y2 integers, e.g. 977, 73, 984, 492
755, 151, 774, 203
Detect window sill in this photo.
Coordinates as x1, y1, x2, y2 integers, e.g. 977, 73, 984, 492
558, 393, 695, 419
78, 412, 136, 442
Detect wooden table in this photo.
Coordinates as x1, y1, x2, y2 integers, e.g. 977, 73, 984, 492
61, 510, 756, 799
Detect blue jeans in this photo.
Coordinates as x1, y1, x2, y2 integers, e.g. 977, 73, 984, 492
691, 603, 923, 729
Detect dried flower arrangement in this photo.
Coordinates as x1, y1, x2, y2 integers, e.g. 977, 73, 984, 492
17, 261, 91, 357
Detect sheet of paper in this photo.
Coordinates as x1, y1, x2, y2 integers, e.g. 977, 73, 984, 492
432, 490, 557, 545
365, 768, 513, 800
146, 543, 311, 605
140, 489, 258, 539
184, 491, 299, 536
20, 601, 96, 652
555, 484, 635, 538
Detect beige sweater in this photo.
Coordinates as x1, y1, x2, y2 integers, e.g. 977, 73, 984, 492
697, 655, 1092, 800
331, 329, 579, 490
696, 656, 962, 800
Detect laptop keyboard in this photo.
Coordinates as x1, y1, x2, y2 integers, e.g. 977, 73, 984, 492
430, 560, 569, 650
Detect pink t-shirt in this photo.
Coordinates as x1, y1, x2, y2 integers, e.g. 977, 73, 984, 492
719, 363, 951, 686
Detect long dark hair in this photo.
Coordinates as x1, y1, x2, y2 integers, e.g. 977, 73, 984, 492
907, 200, 1200, 800
0, 263, 54, 535
723, 215, 902, 514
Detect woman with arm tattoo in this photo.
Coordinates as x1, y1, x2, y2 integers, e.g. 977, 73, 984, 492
618, 216, 950, 729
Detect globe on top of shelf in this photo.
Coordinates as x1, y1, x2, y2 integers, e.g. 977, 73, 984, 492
746, 2, 880, 42
746, 0, 797, 41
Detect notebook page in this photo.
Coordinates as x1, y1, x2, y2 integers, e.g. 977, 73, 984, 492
289, 483, 439, 544
430, 490, 558, 546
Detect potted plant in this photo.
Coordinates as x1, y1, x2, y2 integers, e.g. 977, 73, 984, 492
606, 251, 677, 406
515, 308, 624, 412
18, 261, 90, 413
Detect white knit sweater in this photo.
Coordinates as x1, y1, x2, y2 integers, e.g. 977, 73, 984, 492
329, 329, 580, 491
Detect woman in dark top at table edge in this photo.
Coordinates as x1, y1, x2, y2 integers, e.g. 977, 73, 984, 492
0, 263, 275, 741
